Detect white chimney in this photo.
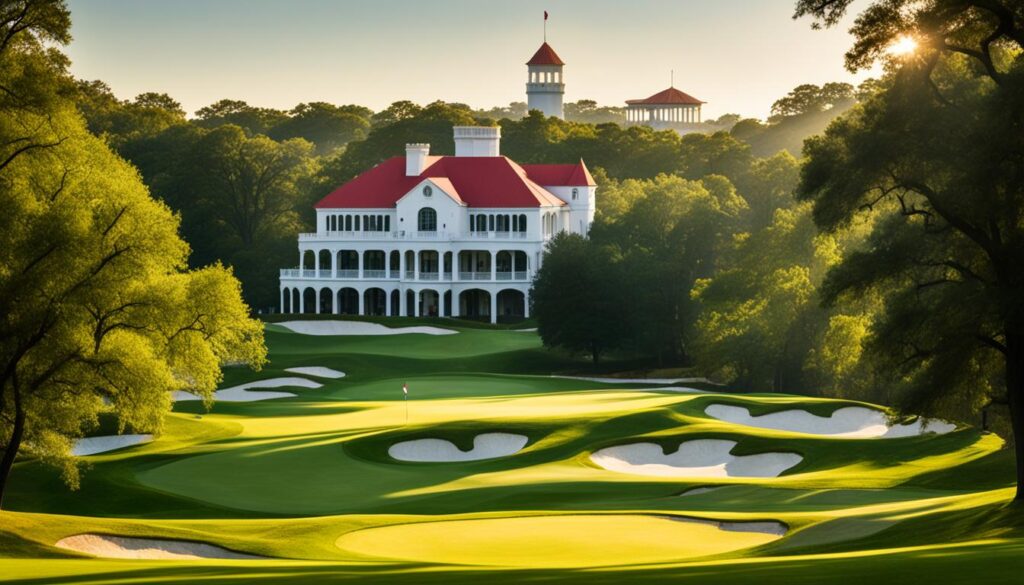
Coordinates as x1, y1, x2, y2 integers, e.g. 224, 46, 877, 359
406, 143, 430, 176
454, 126, 501, 157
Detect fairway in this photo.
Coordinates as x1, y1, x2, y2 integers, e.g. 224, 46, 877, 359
1, 321, 1020, 584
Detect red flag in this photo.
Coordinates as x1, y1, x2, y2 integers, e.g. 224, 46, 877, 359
544, 10, 548, 20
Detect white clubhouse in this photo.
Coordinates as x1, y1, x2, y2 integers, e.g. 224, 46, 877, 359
279, 125, 596, 322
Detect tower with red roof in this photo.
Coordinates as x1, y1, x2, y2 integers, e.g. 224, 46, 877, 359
526, 41, 565, 119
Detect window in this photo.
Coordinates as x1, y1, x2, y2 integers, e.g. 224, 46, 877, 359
354, 215, 360, 231
476, 215, 487, 232
519, 214, 527, 232
345, 215, 352, 231
418, 207, 437, 231
384, 216, 390, 232
572, 188, 579, 201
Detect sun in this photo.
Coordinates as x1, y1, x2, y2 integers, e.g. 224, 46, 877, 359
888, 35, 919, 56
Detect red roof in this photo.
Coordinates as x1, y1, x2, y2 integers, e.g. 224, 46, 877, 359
521, 161, 596, 187
626, 87, 704, 105
526, 42, 565, 66
315, 156, 578, 209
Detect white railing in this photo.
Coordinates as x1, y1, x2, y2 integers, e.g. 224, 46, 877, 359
299, 231, 452, 241
466, 231, 529, 240
299, 230, 534, 242
281, 268, 532, 282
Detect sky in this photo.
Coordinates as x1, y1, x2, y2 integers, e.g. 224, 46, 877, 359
64, 0, 873, 121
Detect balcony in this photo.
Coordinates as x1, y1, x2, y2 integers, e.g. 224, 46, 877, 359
281, 268, 532, 283
298, 230, 533, 242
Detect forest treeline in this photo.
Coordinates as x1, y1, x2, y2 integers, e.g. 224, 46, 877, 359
72, 81, 859, 311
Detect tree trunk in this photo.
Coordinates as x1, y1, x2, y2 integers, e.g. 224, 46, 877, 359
1006, 331, 1024, 502
0, 403, 25, 510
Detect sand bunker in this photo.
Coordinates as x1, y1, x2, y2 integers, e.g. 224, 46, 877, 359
591, 439, 802, 478
389, 433, 528, 462
335, 514, 782, 567
705, 404, 956, 438
55, 534, 264, 560
284, 366, 346, 379
174, 377, 322, 403
73, 435, 153, 456
277, 320, 456, 336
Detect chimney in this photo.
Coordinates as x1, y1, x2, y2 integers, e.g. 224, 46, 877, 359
406, 143, 429, 176
454, 126, 501, 157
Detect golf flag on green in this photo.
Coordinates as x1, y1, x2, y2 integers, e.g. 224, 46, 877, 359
402, 383, 409, 424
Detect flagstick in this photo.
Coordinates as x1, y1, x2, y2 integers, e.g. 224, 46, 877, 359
404, 393, 409, 425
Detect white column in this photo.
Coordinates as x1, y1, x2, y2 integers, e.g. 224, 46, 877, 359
279, 288, 285, 314
331, 250, 337, 278
357, 289, 364, 315
399, 250, 406, 279
299, 289, 305, 314
413, 290, 420, 317
399, 287, 406, 316
489, 292, 497, 324
357, 251, 363, 279
333, 289, 340, 314
414, 251, 420, 281
490, 251, 497, 281
524, 290, 530, 318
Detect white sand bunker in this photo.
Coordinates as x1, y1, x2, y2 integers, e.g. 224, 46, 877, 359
705, 404, 956, 438
174, 377, 322, 403
591, 439, 802, 478
277, 320, 456, 336
284, 366, 346, 379
73, 434, 153, 456
389, 433, 528, 462
55, 534, 265, 560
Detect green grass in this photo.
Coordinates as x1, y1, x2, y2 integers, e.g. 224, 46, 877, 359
0, 318, 1020, 584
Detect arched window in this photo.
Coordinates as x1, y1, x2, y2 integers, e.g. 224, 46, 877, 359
418, 207, 437, 231
476, 215, 487, 232
384, 216, 391, 232
355, 215, 360, 231
345, 215, 352, 231
572, 188, 579, 201
519, 214, 527, 232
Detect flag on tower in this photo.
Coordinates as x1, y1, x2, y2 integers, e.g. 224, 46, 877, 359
544, 10, 548, 20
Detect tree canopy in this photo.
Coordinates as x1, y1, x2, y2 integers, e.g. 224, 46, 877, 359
0, 0, 266, 507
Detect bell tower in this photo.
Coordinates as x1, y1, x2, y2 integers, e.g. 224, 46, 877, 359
526, 41, 565, 119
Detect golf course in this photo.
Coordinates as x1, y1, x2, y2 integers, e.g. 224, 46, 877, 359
0, 319, 1020, 584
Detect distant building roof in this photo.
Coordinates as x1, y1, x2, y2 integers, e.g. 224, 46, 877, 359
526, 42, 565, 66
626, 87, 705, 106
315, 156, 592, 209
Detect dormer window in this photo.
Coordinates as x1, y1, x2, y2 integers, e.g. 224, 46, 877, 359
572, 188, 579, 200
423, 185, 433, 197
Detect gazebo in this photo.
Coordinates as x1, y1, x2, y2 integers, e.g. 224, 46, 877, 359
625, 86, 705, 130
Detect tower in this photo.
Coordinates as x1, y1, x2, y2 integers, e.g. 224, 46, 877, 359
526, 42, 565, 119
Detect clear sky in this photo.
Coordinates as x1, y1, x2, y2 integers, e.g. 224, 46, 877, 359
64, 0, 872, 120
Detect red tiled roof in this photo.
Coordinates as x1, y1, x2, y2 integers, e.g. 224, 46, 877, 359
315, 156, 572, 209
521, 160, 596, 187
526, 42, 565, 66
626, 87, 704, 105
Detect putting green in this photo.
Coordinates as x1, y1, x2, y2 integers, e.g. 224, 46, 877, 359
334, 514, 781, 567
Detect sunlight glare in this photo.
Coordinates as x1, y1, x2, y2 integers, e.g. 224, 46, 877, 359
888, 35, 918, 56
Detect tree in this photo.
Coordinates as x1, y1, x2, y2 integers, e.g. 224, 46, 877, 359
269, 102, 371, 154
0, 1, 267, 506
193, 99, 287, 136
531, 234, 629, 363
794, 0, 1024, 499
